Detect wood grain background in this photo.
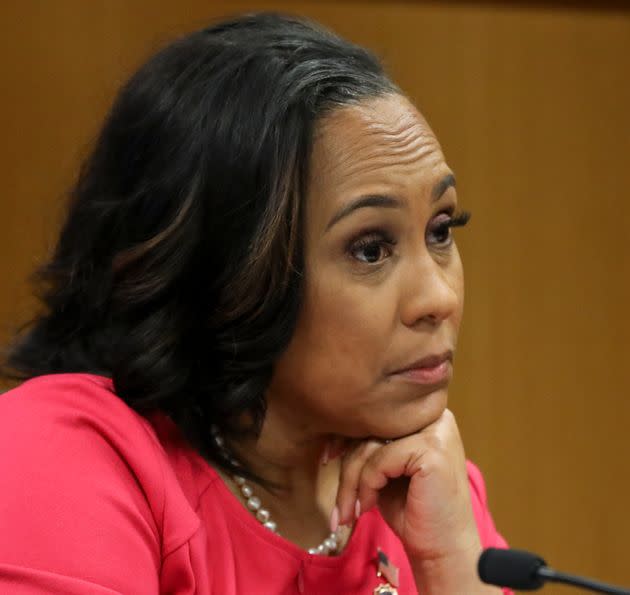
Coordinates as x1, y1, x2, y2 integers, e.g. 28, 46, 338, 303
1, 2, 628, 591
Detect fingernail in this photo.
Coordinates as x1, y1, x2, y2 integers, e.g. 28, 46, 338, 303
320, 443, 329, 466
330, 506, 339, 533
328, 438, 345, 461
354, 499, 361, 520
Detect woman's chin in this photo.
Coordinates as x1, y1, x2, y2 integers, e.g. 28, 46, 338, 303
319, 385, 449, 440
371, 387, 448, 439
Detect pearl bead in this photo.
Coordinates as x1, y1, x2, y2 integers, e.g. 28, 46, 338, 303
256, 508, 270, 523
234, 476, 246, 486
214, 435, 224, 447
308, 547, 319, 554
323, 537, 337, 551
241, 485, 253, 498
263, 520, 278, 532
316, 544, 327, 555
247, 496, 261, 511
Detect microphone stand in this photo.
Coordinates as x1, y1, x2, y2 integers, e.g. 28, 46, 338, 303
537, 566, 630, 595
478, 548, 630, 594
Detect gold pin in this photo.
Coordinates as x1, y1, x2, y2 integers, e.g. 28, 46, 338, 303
373, 584, 398, 595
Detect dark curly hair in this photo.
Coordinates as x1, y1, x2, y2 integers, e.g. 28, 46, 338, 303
3, 12, 398, 477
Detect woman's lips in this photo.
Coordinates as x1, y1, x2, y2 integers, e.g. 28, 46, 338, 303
397, 360, 451, 384
390, 356, 452, 385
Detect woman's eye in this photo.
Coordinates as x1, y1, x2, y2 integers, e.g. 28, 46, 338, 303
349, 234, 395, 264
431, 221, 451, 244
427, 210, 470, 246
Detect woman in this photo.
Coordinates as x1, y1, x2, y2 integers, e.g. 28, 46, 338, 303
0, 13, 509, 595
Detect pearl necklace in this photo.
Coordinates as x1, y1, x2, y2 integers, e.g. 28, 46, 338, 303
232, 473, 342, 555
213, 429, 342, 555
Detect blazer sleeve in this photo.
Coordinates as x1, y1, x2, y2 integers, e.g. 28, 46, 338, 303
0, 375, 164, 594
467, 460, 513, 595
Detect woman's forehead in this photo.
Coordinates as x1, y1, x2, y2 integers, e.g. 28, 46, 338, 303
307, 95, 448, 222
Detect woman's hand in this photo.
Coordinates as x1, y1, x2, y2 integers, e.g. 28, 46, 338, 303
333, 408, 499, 594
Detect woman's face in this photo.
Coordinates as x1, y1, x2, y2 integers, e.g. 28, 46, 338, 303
267, 94, 464, 440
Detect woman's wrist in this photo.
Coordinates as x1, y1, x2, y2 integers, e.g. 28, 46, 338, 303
408, 542, 502, 595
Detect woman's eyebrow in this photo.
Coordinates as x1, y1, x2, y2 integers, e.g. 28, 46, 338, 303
325, 194, 400, 232
325, 173, 457, 233
432, 173, 456, 200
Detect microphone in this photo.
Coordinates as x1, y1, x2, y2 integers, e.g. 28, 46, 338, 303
478, 548, 630, 594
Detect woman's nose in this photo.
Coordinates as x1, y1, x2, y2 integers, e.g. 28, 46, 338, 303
399, 253, 461, 328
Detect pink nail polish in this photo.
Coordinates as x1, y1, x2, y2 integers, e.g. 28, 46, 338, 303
330, 506, 339, 533
320, 443, 329, 466
354, 500, 361, 520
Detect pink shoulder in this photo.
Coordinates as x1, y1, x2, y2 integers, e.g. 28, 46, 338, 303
1, 373, 148, 429
0, 373, 198, 593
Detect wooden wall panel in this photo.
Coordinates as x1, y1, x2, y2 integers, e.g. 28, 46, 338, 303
2, 2, 629, 590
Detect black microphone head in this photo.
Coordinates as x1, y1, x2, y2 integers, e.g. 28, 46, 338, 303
478, 548, 547, 591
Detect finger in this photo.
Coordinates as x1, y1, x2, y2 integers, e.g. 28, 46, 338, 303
356, 435, 429, 514
335, 440, 383, 527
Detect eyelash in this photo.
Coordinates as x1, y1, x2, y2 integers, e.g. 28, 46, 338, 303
431, 210, 471, 245
348, 210, 471, 265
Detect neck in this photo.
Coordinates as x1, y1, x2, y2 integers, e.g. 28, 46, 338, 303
220, 406, 342, 550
